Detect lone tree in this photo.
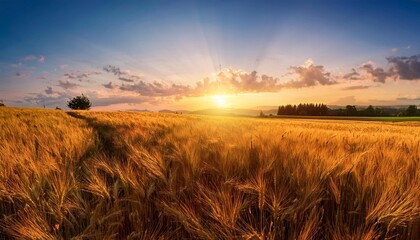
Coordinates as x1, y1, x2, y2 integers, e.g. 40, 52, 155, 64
67, 94, 91, 110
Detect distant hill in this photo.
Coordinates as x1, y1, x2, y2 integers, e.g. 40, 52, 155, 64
159, 109, 190, 114
126, 109, 153, 112
190, 108, 278, 117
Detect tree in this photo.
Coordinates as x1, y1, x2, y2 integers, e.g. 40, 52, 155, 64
345, 105, 358, 116
0, 100, 4, 107
363, 105, 375, 116
405, 105, 418, 116
67, 94, 91, 110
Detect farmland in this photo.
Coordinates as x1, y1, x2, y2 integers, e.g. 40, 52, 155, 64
0, 107, 419, 239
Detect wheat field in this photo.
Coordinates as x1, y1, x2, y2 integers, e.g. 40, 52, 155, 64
0, 107, 419, 239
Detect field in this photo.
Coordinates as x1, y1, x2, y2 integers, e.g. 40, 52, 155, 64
1, 107, 419, 239
274, 115, 420, 122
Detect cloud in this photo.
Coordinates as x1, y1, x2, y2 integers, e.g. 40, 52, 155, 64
103, 65, 142, 82
391, 48, 398, 53
103, 82, 118, 89
359, 62, 391, 83
92, 96, 148, 107
330, 96, 357, 105
103, 65, 122, 76
22, 55, 45, 63
284, 60, 336, 88
342, 68, 361, 80
387, 55, 420, 80
117, 68, 287, 97
112, 61, 338, 98
24, 91, 149, 108
23, 55, 36, 61
63, 71, 101, 81
396, 97, 420, 101
10, 62, 22, 68
341, 54, 420, 83
58, 80, 79, 89
60, 64, 68, 69
15, 72, 23, 77
44, 86, 54, 95
197, 69, 282, 94
120, 81, 191, 97
118, 77, 135, 83
341, 85, 371, 90
24, 92, 71, 107
38, 55, 45, 63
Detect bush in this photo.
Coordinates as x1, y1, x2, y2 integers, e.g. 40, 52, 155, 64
67, 95, 91, 110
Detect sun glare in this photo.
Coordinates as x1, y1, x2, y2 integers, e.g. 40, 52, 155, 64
212, 95, 227, 108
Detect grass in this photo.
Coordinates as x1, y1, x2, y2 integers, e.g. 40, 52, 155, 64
275, 115, 420, 122
1, 107, 419, 239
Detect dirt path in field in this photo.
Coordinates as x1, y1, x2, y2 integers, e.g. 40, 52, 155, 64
66, 111, 129, 159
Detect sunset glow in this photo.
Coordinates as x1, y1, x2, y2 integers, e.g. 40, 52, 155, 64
0, 1, 418, 111
212, 95, 227, 108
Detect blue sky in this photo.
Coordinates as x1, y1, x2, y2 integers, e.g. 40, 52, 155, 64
1, 0, 419, 110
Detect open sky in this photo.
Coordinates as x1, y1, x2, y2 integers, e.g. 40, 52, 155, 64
1, 0, 419, 110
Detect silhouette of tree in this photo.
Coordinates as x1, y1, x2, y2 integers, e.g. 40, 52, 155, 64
405, 105, 418, 116
67, 94, 91, 110
345, 105, 358, 116
363, 105, 375, 116
278, 103, 329, 116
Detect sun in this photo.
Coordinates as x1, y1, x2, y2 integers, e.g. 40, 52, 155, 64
212, 95, 227, 108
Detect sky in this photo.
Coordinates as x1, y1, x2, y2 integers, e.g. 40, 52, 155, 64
0, 0, 420, 110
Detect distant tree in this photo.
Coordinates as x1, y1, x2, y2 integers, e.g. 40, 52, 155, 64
259, 110, 266, 117
67, 94, 91, 110
345, 105, 358, 116
363, 105, 375, 116
405, 105, 418, 116
0, 100, 4, 107
278, 103, 329, 116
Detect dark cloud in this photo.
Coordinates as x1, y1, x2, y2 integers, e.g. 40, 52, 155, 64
341, 85, 371, 90
103, 65, 142, 82
342, 68, 361, 80
387, 55, 420, 80
359, 63, 390, 83
63, 71, 101, 81
120, 81, 191, 97
103, 82, 118, 89
118, 77, 135, 83
284, 61, 336, 88
103, 65, 122, 76
341, 54, 420, 83
396, 97, 420, 101
44, 86, 54, 95
58, 80, 79, 89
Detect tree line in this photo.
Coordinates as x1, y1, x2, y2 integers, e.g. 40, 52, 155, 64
277, 103, 420, 117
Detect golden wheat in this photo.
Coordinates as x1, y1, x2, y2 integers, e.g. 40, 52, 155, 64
1, 107, 419, 239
